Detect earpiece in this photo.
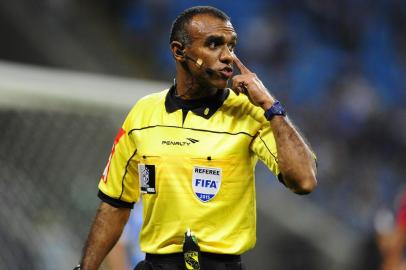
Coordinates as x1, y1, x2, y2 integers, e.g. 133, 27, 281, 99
176, 49, 184, 56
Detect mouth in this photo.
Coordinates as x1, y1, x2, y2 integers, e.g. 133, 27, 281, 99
218, 66, 233, 79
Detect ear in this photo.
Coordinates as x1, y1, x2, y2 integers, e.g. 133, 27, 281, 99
171, 41, 185, 62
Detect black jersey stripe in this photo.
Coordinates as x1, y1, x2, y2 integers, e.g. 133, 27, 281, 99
119, 149, 138, 200
259, 134, 278, 164
128, 125, 254, 137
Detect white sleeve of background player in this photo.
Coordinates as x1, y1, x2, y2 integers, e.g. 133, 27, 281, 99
98, 109, 140, 207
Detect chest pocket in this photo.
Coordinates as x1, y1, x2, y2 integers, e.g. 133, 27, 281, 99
138, 154, 253, 201
189, 156, 253, 202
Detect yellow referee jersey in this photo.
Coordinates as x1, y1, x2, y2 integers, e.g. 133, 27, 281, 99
98, 86, 280, 255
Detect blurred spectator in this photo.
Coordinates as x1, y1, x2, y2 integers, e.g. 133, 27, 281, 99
376, 188, 406, 270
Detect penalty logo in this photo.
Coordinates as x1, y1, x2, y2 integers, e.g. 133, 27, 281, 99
192, 166, 222, 202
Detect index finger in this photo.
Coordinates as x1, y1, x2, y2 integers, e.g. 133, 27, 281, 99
233, 54, 251, 74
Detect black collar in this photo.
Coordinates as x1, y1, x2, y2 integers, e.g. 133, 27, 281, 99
165, 85, 229, 119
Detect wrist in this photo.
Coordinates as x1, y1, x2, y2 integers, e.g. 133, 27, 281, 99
261, 99, 275, 111
257, 91, 276, 110
264, 100, 286, 120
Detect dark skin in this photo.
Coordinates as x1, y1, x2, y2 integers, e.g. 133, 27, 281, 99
171, 14, 237, 99
171, 14, 317, 193
80, 13, 317, 270
80, 202, 130, 270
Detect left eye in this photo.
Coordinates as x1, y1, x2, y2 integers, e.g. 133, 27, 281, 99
209, 42, 217, 49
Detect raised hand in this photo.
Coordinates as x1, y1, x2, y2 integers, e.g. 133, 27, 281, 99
231, 54, 275, 109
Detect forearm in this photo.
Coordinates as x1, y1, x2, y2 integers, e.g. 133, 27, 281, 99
230, 55, 317, 193
80, 202, 130, 270
269, 115, 317, 194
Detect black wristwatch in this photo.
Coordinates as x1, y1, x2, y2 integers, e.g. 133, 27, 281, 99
264, 100, 286, 120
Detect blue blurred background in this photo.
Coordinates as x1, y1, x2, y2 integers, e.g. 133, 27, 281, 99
0, 0, 405, 269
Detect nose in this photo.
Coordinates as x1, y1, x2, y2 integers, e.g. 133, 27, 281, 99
219, 46, 233, 64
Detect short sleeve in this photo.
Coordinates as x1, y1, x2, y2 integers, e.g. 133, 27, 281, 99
250, 122, 280, 177
98, 110, 139, 208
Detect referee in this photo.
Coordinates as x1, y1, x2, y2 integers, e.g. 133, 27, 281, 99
75, 6, 317, 270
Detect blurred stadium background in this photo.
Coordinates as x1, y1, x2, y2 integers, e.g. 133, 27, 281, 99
0, 0, 405, 269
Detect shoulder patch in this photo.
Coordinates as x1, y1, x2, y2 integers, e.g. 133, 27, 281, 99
139, 164, 156, 194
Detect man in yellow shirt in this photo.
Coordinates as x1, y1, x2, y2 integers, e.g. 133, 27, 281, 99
75, 6, 317, 270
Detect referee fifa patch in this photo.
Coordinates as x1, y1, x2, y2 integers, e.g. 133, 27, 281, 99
192, 166, 222, 202
139, 164, 156, 194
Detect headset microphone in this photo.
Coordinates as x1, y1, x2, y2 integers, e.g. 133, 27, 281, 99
178, 50, 215, 76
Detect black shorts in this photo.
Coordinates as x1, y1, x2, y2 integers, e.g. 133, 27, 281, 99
134, 252, 246, 270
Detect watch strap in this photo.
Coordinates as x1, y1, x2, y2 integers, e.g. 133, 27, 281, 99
264, 100, 286, 120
